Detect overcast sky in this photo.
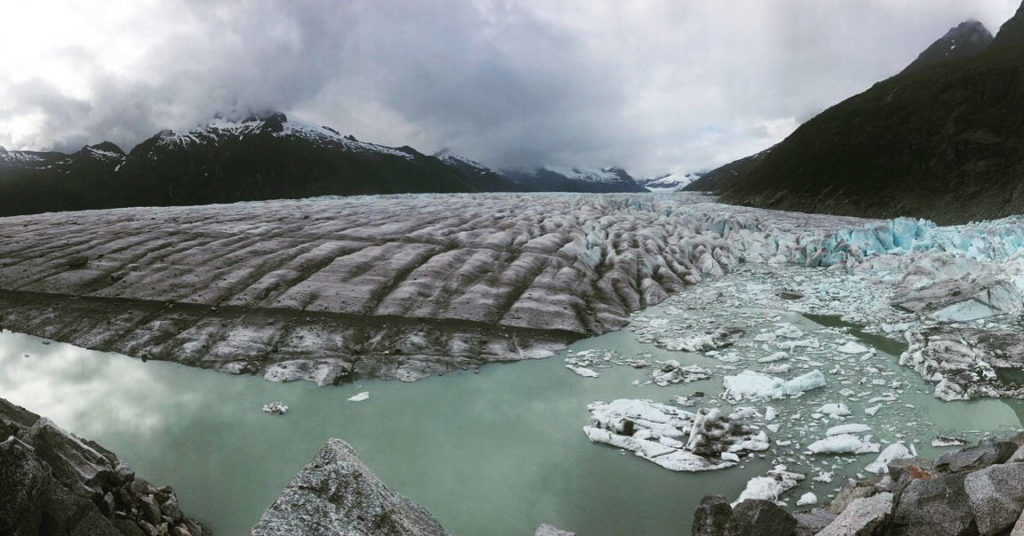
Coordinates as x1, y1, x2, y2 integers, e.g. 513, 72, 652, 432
0, 0, 1019, 176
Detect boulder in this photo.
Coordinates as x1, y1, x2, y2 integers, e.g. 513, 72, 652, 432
793, 509, 836, 536
828, 480, 879, 515
816, 492, 892, 536
727, 499, 796, 536
964, 462, 1024, 535
692, 495, 734, 536
891, 473, 974, 536
252, 438, 450, 536
0, 437, 50, 535
933, 439, 1017, 473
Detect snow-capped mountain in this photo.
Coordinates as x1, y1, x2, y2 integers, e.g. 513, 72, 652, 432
434, 148, 646, 193
0, 111, 644, 216
433, 148, 497, 176
0, 146, 65, 170
147, 112, 416, 161
500, 166, 645, 193
642, 171, 703, 192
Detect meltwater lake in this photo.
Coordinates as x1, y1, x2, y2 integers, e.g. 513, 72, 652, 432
2, 299, 1023, 535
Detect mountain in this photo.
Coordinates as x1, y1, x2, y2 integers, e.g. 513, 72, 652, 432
0, 113, 647, 217
113, 112, 514, 207
902, 20, 992, 74
992, 1, 1024, 49
500, 166, 646, 193
642, 171, 704, 192
0, 143, 125, 215
687, 8, 1024, 224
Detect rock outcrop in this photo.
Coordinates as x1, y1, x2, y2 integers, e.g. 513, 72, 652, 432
692, 434, 1024, 536
251, 438, 449, 536
0, 397, 205, 536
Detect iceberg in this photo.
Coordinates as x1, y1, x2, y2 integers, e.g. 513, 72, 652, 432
721, 370, 826, 402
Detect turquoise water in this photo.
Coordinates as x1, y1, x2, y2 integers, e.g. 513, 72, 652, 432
1, 308, 1022, 535
0, 329, 764, 536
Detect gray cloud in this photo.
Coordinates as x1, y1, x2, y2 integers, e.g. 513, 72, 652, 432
1, 0, 1019, 176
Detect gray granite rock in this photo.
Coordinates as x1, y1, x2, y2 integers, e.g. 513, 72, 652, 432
252, 438, 449, 536
816, 492, 892, 536
891, 473, 973, 536
793, 509, 837, 536
727, 499, 796, 536
964, 462, 1024, 535
0, 436, 50, 536
933, 439, 1017, 473
692, 495, 734, 536
0, 397, 204, 536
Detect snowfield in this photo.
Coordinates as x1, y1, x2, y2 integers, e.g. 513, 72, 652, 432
0, 192, 1021, 394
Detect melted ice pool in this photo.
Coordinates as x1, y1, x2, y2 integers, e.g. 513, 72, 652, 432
2, 270, 1023, 534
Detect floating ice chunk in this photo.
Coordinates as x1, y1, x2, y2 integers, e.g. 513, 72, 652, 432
826, 424, 871, 436
865, 443, 913, 474
764, 406, 778, 422
758, 352, 788, 363
732, 465, 805, 506
761, 363, 792, 374
583, 401, 769, 472
262, 402, 288, 415
348, 391, 370, 402
721, 370, 826, 402
806, 434, 880, 455
931, 436, 967, 447
650, 363, 711, 386
816, 403, 852, 417
837, 341, 870, 354
567, 365, 600, 378
729, 407, 762, 420
661, 328, 744, 352
813, 471, 833, 483
722, 452, 740, 463
797, 492, 818, 506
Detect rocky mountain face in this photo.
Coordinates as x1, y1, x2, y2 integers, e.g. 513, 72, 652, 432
902, 20, 993, 73
252, 439, 450, 536
992, 1, 1024, 49
687, 4, 1024, 224
0, 114, 644, 217
0, 397, 205, 536
694, 434, 1024, 536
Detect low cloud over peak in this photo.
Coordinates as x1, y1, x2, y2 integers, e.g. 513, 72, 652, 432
1, 0, 1019, 176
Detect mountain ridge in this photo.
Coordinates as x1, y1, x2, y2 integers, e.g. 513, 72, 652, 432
686, 6, 1024, 224
0, 113, 644, 216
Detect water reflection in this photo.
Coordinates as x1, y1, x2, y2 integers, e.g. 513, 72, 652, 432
0, 329, 763, 536
1, 322, 1021, 536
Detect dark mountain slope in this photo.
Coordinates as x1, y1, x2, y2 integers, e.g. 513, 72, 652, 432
902, 20, 992, 74
688, 12, 1024, 224
0, 113, 644, 217
114, 113, 512, 207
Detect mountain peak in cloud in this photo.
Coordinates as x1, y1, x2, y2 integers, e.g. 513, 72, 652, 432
902, 19, 992, 74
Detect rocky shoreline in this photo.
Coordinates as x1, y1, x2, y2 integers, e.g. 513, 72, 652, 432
693, 433, 1024, 536
0, 398, 205, 536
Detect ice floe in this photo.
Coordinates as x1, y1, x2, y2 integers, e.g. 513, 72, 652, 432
583, 400, 769, 472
